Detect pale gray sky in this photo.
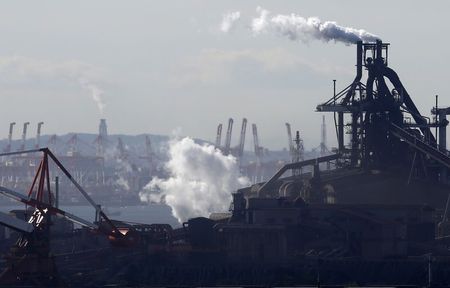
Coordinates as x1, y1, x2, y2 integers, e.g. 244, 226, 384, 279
0, 1, 449, 150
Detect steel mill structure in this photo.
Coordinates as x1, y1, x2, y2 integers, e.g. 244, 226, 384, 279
2, 41, 450, 286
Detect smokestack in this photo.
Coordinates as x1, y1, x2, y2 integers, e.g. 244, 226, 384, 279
99, 119, 108, 138
35, 122, 44, 149
97, 119, 108, 158
19, 122, 30, 151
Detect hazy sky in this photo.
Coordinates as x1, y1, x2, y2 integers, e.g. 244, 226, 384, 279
0, 1, 449, 150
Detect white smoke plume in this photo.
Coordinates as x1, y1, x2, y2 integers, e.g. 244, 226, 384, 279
251, 7, 379, 44
0, 55, 106, 115
104, 146, 133, 191
116, 176, 130, 191
78, 78, 105, 115
222, 7, 379, 44
139, 137, 250, 223
220, 11, 241, 33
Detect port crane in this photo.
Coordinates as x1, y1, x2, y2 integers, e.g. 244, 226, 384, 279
19, 122, 29, 151
0, 148, 124, 235
3, 122, 15, 153
224, 118, 233, 155
0, 147, 132, 285
35, 122, 44, 148
215, 123, 222, 149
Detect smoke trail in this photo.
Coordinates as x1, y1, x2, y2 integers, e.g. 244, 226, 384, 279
79, 78, 105, 115
104, 146, 133, 191
219, 7, 379, 44
0, 55, 107, 115
139, 137, 250, 223
251, 7, 379, 44
220, 11, 241, 33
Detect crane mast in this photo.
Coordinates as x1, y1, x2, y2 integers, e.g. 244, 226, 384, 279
238, 118, 247, 158
3, 122, 16, 153
19, 122, 30, 151
252, 123, 262, 182
224, 118, 233, 155
215, 124, 222, 149
35, 122, 44, 149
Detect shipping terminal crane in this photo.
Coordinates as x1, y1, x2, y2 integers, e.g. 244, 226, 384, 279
252, 123, 264, 182
224, 118, 233, 155
3, 122, 16, 153
35, 122, 44, 149
237, 118, 247, 160
18, 122, 30, 151
0, 148, 133, 285
215, 124, 222, 149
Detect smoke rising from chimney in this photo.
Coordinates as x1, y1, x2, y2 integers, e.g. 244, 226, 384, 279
0, 55, 107, 115
139, 137, 250, 223
78, 78, 105, 115
221, 7, 379, 45
251, 7, 379, 44
220, 11, 241, 33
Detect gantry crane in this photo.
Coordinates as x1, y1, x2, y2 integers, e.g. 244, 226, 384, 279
18, 122, 30, 151
35, 122, 44, 149
215, 124, 222, 149
224, 118, 233, 155
237, 118, 247, 159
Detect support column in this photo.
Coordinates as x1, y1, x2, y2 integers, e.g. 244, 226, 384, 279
351, 113, 359, 166
338, 112, 344, 152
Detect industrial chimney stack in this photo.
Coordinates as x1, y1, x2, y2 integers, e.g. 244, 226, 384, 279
96, 119, 108, 158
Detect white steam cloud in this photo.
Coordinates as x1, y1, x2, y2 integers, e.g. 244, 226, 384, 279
103, 146, 133, 191
222, 7, 379, 44
0, 55, 106, 115
251, 7, 379, 44
139, 137, 250, 223
79, 78, 105, 115
220, 11, 241, 33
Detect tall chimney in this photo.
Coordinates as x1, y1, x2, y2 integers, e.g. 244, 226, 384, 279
97, 119, 108, 158
99, 119, 108, 138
